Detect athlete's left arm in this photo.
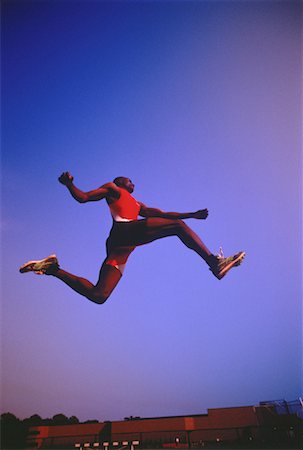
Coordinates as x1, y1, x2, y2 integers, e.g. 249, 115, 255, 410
139, 203, 208, 220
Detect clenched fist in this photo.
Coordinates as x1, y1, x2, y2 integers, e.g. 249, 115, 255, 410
58, 172, 74, 186
192, 209, 209, 220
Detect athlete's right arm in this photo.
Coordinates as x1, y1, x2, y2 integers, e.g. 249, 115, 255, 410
58, 172, 120, 203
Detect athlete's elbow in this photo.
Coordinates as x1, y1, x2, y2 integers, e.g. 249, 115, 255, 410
146, 209, 163, 218
139, 210, 149, 218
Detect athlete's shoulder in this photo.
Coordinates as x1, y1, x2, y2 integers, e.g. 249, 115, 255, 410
100, 182, 120, 200
100, 181, 118, 189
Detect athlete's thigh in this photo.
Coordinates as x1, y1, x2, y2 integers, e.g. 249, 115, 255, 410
106, 219, 181, 249
139, 217, 181, 245
94, 261, 122, 299
95, 244, 135, 298
105, 242, 136, 267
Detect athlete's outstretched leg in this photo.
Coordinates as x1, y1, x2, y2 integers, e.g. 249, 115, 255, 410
136, 218, 245, 278
140, 218, 217, 266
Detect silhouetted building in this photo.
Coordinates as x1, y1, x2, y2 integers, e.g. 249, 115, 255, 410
26, 403, 302, 449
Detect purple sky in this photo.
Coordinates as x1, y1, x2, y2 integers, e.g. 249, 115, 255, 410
2, 0, 302, 422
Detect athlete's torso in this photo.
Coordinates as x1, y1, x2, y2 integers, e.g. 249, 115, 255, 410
107, 188, 141, 222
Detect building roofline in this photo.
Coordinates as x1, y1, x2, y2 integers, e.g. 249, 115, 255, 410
126, 413, 209, 421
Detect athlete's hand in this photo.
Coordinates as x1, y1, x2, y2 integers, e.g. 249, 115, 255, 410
58, 171, 74, 186
192, 209, 209, 220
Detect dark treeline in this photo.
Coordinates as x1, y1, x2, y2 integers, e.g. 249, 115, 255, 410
0, 412, 99, 449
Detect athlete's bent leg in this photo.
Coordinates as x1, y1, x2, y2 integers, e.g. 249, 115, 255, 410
140, 218, 217, 266
47, 262, 122, 305
136, 218, 245, 277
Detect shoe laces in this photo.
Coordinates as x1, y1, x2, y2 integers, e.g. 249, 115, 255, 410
217, 246, 225, 259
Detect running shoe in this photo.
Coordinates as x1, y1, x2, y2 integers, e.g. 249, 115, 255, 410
19, 254, 59, 275
210, 247, 245, 280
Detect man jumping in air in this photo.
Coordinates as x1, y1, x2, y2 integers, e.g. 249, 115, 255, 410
19, 172, 245, 304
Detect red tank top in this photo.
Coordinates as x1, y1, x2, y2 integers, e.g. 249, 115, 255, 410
109, 188, 141, 222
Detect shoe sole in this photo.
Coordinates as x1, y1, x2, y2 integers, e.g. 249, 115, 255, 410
19, 255, 57, 274
213, 251, 246, 280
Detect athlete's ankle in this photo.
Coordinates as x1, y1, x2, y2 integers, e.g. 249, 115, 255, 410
205, 254, 218, 268
45, 264, 60, 276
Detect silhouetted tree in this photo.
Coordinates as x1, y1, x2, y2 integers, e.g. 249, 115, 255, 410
22, 414, 43, 427
1, 411, 102, 448
68, 415, 80, 424
41, 417, 52, 425
52, 414, 69, 425
1, 413, 27, 448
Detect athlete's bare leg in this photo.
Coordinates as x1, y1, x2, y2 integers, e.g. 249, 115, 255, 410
46, 219, 214, 303
50, 218, 217, 303
140, 218, 217, 266
21, 218, 241, 304
48, 262, 122, 304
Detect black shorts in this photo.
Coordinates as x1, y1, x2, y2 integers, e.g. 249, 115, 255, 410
105, 220, 148, 270
106, 219, 148, 249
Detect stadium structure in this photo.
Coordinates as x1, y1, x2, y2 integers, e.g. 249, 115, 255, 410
26, 400, 302, 449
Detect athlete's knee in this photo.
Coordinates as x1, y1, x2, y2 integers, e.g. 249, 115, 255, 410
174, 220, 193, 243
174, 219, 187, 232
86, 289, 110, 305
176, 219, 186, 227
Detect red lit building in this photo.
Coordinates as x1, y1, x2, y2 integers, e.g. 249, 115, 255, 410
26, 404, 301, 449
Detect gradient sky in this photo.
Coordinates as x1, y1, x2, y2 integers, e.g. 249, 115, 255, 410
2, 0, 302, 422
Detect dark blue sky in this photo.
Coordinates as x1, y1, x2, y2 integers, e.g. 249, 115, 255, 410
2, 0, 302, 421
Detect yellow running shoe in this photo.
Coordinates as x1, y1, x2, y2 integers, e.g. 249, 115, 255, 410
19, 254, 59, 275
210, 248, 245, 280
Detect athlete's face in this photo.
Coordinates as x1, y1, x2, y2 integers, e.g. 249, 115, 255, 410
123, 178, 135, 193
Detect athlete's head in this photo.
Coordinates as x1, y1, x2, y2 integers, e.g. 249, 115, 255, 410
113, 176, 135, 193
